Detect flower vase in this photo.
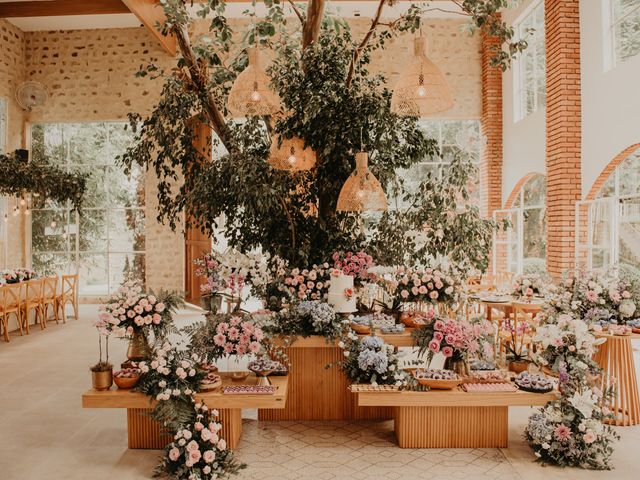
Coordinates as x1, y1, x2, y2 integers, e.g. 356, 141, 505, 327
444, 357, 469, 377
91, 368, 113, 391
508, 360, 529, 374
200, 294, 223, 313
127, 330, 150, 361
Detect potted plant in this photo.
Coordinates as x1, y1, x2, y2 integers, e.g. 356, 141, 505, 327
90, 322, 113, 391
504, 321, 530, 373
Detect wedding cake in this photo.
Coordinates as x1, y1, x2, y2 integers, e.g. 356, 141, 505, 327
328, 271, 357, 313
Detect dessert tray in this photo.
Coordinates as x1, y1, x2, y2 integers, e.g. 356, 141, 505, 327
463, 370, 508, 384
461, 382, 517, 393
514, 372, 554, 393
222, 385, 279, 395
414, 369, 461, 390
348, 384, 401, 393
199, 372, 222, 391
379, 324, 406, 334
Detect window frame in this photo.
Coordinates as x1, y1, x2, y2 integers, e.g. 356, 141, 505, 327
607, 0, 640, 69
28, 121, 145, 296
512, 0, 546, 123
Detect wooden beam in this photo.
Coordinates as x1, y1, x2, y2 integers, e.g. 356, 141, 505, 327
0, 0, 129, 18
121, 0, 176, 56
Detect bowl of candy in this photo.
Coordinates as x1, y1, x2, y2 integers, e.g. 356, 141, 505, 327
399, 311, 430, 329
199, 371, 222, 391
413, 368, 461, 390
514, 371, 554, 393
350, 316, 372, 334
248, 358, 285, 385
469, 359, 496, 371
114, 367, 141, 389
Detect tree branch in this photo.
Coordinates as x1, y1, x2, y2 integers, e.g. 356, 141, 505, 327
302, 0, 325, 49
173, 24, 236, 154
287, 0, 305, 25
345, 0, 386, 88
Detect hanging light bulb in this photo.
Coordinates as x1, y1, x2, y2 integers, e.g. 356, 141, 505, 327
227, 47, 280, 118
391, 36, 454, 116
268, 136, 316, 172
336, 152, 387, 212
19, 198, 26, 207
50, 221, 57, 228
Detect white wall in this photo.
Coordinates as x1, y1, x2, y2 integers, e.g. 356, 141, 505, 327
502, 0, 546, 206
580, 0, 640, 197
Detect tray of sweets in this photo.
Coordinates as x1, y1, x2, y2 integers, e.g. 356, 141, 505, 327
461, 382, 517, 393
348, 384, 401, 393
463, 370, 508, 384
222, 385, 278, 395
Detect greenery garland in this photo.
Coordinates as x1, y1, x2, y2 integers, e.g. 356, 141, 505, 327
0, 150, 88, 211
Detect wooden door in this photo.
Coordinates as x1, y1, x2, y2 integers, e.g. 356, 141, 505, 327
184, 120, 212, 305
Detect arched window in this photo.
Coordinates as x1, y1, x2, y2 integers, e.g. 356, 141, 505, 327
493, 173, 546, 275
577, 146, 640, 274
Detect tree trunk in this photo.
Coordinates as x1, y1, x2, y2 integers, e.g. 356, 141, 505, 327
302, 0, 326, 49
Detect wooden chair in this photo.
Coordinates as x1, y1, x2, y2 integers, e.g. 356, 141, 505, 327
21, 278, 45, 333
42, 276, 60, 324
1, 284, 23, 342
499, 301, 540, 357
56, 274, 79, 321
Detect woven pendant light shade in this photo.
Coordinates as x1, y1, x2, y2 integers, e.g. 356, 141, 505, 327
336, 152, 387, 212
227, 47, 280, 118
391, 36, 454, 116
268, 136, 316, 171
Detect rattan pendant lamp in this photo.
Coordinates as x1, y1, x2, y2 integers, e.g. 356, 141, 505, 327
227, 46, 280, 118
336, 152, 387, 212
268, 136, 316, 171
390, 35, 454, 116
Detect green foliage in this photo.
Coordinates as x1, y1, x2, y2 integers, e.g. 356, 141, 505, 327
0, 150, 88, 211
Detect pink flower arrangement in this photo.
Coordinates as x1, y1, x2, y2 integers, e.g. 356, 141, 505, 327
159, 401, 242, 478
331, 251, 375, 283
210, 315, 264, 359
278, 263, 332, 301
392, 267, 458, 305
511, 274, 546, 299
417, 316, 495, 362
99, 281, 177, 339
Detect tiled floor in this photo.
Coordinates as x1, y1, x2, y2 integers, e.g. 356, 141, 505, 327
0, 305, 639, 480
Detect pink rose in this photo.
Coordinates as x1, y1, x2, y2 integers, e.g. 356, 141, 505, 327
203, 450, 215, 463
217, 439, 226, 451
400, 289, 409, 299
186, 440, 199, 452
168, 447, 180, 461
249, 341, 261, 353
429, 291, 439, 300
152, 313, 161, 324
201, 428, 212, 441
441, 346, 454, 357
418, 285, 427, 295
411, 286, 419, 296
583, 431, 596, 444
434, 320, 445, 331
428, 340, 440, 353
433, 331, 444, 342
194, 422, 204, 431
189, 449, 201, 463
155, 302, 166, 313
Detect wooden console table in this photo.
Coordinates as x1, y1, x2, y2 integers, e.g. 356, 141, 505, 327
259, 333, 415, 421
82, 374, 288, 450
353, 387, 557, 448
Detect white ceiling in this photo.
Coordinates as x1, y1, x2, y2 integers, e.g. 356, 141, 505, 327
4, 1, 464, 32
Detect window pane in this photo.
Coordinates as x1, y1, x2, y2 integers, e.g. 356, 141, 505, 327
79, 209, 108, 252
613, 1, 640, 63
31, 209, 75, 253
32, 252, 73, 276
617, 150, 640, 196
79, 253, 109, 296
108, 164, 145, 208
516, 2, 546, 120
619, 196, 640, 271
523, 174, 546, 207
523, 207, 546, 261
109, 253, 146, 293
108, 209, 146, 252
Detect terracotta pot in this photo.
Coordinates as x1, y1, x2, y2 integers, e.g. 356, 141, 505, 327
114, 374, 140, 390
127, 330, 150, 361
91, 369, 113, 391
508, 360, 530, 374
444, 357, 470, 377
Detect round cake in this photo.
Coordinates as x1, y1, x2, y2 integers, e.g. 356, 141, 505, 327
327, 272, 357, 313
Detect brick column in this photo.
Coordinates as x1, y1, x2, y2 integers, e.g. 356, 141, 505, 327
480, 29, 503, 219
545, 0, 582, 277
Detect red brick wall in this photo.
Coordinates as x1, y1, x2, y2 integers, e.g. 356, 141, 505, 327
480, 28, 503, 219
545, 0, 582, 277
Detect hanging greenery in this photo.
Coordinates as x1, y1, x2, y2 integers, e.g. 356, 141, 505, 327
0, 150, 88, 211
120, 0, 526, 271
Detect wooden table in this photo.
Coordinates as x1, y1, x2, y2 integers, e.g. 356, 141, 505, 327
594, 333, 640, 426
259, 333, 415, 421
83, 374, 288, 449
353, 387, 557, 448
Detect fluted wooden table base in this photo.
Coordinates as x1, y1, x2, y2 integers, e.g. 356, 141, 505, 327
126, 408, 242, 449
594, 334, 640, 426
258, 339, 392, 421
394, 405, 508, 448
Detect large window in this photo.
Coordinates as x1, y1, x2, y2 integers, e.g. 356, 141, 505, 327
395, 119, 482, 207
30, 123, 145, 295
576, 147, 640, 274
610, 0, 640, 66
493, 174, 547, 275
513, 1, 546, 121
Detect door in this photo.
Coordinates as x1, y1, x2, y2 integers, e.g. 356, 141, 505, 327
184, 120, 212, 305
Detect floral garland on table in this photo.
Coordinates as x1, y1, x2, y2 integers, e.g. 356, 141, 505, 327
411, 314, 495, 364
511, 273, 547, 299
99, 281, 181, 341
156, 400, 245, 479
1, 268, 38, 284
526, 310, 619, 470
338, 333, 408, 387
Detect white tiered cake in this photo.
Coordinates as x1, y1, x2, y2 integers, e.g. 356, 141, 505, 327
328, 272, 357, 313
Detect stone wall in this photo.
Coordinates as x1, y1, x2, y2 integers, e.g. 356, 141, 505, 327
1, 16, 481, 292
0, 19, 27, 269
